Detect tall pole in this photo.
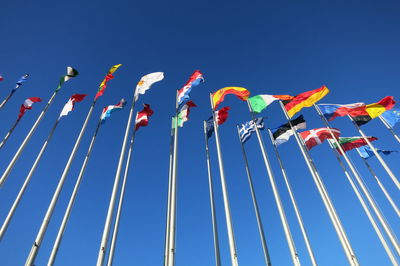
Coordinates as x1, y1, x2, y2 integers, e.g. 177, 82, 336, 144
267, 128, 317, 266
379, 116, 400, 144
0, 118, 21, 149
247, 101, 300, 266
0, 118, 60, 240
278, 101, 359, 266
204, 121, 222, 266
209, 93, 239, 266
347, 115, 400, 190
25, 101, 96, 266
236, 125, 272, 266
0, 74, 28, 110
47, 118, 102, 266
106, 129, 137, 266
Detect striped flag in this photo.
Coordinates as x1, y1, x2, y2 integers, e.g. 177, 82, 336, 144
272, 115, 306, 145
135, 104, 154, 131
100, 99, 126, 123
333, 136, 378, 155
173, 101, 197, 128
18, 97, 42, 119
284, 86, 329, 117
238, 117, 264, 143
177, 70, 204, 106
59, 94, 88, 118
212, 87, 250, 110
95, 64, 122, 100
56, 67, 79, 91
215, 107, 230, 125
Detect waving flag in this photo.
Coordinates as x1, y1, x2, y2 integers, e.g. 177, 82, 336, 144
205, 116, 214, 138
381, 108, 400, 128
238, 117, 264, 143
56, 67, 79, 91
135, 104, 154, 131
300, 128, 341, 150
248, 94, 294, 113
15, 74, 29, 88
101, 99, 126, 123
0, 75, 3, 81
94, 64, 122, 100
134, 72, 164, 101
284, 86, 329, 117
18, 97, 42, 119
59, 94, 88, 117
353, 96, 396, 126
358, 146, 397, 159
333, 136, 378, 155
215, 107, 230, 125
318, 103, 366, 121
177, 70, 204, 106
212, 87, 250, 110
173, 101, 197, 128
272, 115, 306, 145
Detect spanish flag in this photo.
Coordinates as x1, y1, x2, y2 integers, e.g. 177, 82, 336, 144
95, 64, 122, 100
212, 87, 250, 109
353, 96, 396, 126
284, 86, 329, 117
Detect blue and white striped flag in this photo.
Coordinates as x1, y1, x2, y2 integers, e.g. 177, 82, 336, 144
239, 117, 264, 143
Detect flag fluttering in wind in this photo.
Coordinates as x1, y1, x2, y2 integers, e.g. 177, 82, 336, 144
15, 74, 29, 89
177, 70, 204, 106
215, 107, 230, 125
357, 146, 397, 159
380, 108, 400, 128
56, 67, 79, 91
333, 136, 378, 155
18, 97, 42, 119
135, 104, 154, 131
300, 128, 341, 150
318, 103, 366, 121
173, 101, 197, 128
284, 86, 329, 117
353, 96, 396, 126
100, 98, 126, 124
248, 94, 294, 113
212, 87, 250, 110
59, 94, 88, 118
272, 115, 306, 145
238, 117, 264, 143
205, 116, 214, 138
134, 72, 164, 101
0, 75, 3, 81
94, 64, 122, 100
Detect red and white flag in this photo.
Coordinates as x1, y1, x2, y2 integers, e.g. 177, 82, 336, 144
59, 94, 88, 117
0, 75, 4, 81
18, 97, 42, 119
135, 104, 154, 131
215, 106, 230, 125
300, 127, 341, 150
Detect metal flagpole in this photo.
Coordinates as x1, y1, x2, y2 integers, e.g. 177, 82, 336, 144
96, 97, 137, 266
267, 128, 317, 266
204, 121, 222, 266
236, 125, 272, 266
106, 129, 137, 266
347, 115, 400, 190
355, 148, 400, 218
0, 118, 61, 240
247, 101, 300, 266
0, 74, 29, 110
0, 118, 21, 150
379, 116, 400, 144
25, 101, 96, 266
314, 104, 400, 259
47, 118, 102, 266
209, 93, 239, 266
278, 101, 359, 266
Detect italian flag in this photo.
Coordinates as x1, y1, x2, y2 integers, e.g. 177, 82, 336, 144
248, 94, 293, 113
173, 101, 197, 128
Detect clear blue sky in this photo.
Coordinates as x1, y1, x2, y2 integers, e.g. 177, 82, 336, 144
1, 0, 400, 265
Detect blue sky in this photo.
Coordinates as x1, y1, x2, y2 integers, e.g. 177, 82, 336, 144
1, 0, 400, 265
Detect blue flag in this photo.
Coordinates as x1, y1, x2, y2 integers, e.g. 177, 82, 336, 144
358, 146, 397, 159
238, 117, 264, 143
205, 116, 214, 139
381, 108, 400, 128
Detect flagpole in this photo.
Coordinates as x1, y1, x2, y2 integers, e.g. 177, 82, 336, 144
278, 101, 359, 266
0, 75, 28, 110
314, 104, 400, 258
96, 97, 137, 266
106, 129, 137, 266
0, 118, 21, 150
347, 115, 400, 190
246, 101, 300, 266
47, 118, 102, 265
204, 121, 222, 266
209, 93, 239, 266
267, 128, 317, 266
379, 116, 400, 144
236, 125, 272, 266
25, 101, 96, 266
0, 118, 61, 240
355, 148, 400, 218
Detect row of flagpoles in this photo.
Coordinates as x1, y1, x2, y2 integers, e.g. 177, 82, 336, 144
0, 65, 400, 265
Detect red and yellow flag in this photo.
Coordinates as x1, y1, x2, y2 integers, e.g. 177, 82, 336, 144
95, 64, 122, 100
212, 87, 250, 109
285, 86, 329, 117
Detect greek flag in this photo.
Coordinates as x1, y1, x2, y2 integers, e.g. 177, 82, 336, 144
239, 117, 264, 143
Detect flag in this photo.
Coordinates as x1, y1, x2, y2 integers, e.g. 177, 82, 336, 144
248, 94, 294, 113
205, 116, 214, 138
352, 96, 396, 126
284, 86, 329, 117
318, 103, 366, 121
0, 75, 3, 81
18, 97, 42, 119
358, 146, 397, 159
134, 72, 164, 101
56, 66, 79, 91
332, 136, 378, 155
16, 74, 29, 88
300, 128, 341, 150
177, 70, 204, 106
95, 64, 122, 100
238, 117, 264, 143
135, 104, 154, 131
272, 115, 306, 145
212, 87, 250, 110
100, 98, 126, 123
215, 107, 230, 125
380, 108, 400, 128
173, 101, 197, 128
59, 94, 88, 117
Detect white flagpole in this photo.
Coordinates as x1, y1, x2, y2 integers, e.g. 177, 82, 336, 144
246, 102, 300, 266
379, 116, 400, 144
209, 93, 239, 266
236, 125, 272, 266
0, 118, 21, 149
347, 115, 400, 190
0, 74, 28, 110
278, 101, 359, 266
355, 148, 400, 218
25, 101, 96, 266
47, 118, 102, 265
267, 128, 317, 266
204, 121, 222, 266
0, 118, 61, 240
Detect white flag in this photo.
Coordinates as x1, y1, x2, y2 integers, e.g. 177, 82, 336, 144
134, 72, 164, 101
